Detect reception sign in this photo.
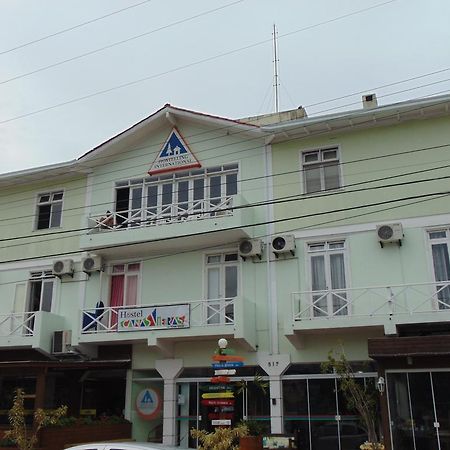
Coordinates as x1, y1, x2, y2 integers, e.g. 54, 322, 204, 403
118, 304, 189, 331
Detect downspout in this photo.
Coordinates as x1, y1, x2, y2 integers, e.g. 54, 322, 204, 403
264, 134, 279, 355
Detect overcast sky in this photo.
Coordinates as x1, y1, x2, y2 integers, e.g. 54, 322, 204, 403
0, 0, 449, 174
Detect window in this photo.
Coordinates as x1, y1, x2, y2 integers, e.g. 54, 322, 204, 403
114, 163, 238, 226
428, 229, 450, 309
302, 147, 341, 193
36, 191, 63, 229
109, 263, 140, 308
25, 271, 54, 333
205, 252, 238, 324
307, 240, 348, 317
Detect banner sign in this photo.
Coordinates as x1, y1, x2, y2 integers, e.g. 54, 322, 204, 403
118, 304, 189, 331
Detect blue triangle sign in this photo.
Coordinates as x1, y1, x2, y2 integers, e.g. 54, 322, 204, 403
149, 128, 201, 175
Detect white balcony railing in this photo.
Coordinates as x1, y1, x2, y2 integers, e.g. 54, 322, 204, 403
292, 281, 450, 321
0, 312, 36, 337
88, 197, 234, 233
81, 298, 235, 334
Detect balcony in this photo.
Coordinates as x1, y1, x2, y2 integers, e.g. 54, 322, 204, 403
0, 311, 66, 354
78, 296, 256, 354
286, 281, 450, 343
80, 194, 254, 256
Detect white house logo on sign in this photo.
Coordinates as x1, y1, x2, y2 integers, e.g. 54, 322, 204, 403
149, 127, 201, 175
136, 388, 161, 420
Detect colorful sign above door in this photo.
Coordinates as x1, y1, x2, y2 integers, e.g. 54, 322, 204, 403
149, 127, 201, 175
117, 304, 189, 331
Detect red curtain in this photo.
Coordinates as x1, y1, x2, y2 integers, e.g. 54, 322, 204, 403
110, 275, 124, 328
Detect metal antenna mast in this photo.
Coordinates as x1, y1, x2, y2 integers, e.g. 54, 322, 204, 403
272, 23, 280, 113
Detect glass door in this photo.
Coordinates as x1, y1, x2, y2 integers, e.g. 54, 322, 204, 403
387, 371, 450, 450
205, 253, 238, 325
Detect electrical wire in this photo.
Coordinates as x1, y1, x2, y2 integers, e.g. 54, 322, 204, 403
0, 1, 245, 86
0, 136, 450, 231
0, 189, 447, 286
0, 0, 154, 56
0, 0, 396, 124
1, 86, 450, 218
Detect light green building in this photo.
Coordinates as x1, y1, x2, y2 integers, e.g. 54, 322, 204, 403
1, 95, 450, 450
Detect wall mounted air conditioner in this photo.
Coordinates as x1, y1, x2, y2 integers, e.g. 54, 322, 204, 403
376, 223, 403, 247
272, 234, 296, 257
81, 255, 103, 274
52, 259, 74, 277
239, 239, 263, 260
52, 330, 72, 354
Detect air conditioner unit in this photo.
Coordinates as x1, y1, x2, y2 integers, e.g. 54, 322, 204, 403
52, 259, 74, 277
376, 223, 403, 247
239, 239, 263, 260
52, 330, 72, 354
272, 234, 296, 257
81, 255, 103, 274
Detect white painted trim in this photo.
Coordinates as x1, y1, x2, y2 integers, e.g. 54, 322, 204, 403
0, 255, 82, 272
292, 212, 450, 240
32, 187, 66, 231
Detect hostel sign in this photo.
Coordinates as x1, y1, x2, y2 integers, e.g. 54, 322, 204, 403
117, 304, 189, 331
149, 127, 201, 175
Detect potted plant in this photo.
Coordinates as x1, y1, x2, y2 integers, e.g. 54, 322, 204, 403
322, 347, 384, 450
238, 420, 265, 450
4, 389, 67, 450
190, 423, 248, 450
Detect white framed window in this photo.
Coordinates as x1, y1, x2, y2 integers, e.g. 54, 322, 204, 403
35, 191, 64, 230
109, 262, 141, 308
302, 147, 341, 194
114, 163, 238, 226
205, 252, 238, 324
26, 271, 55, 313
307, 240, 348, 317
427, 229, 450, 309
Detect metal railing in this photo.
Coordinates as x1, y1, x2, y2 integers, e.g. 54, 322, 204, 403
81, 298, 235, 334
292, 281, 450, 321
88, 197, 234, 233
0, 312, 37, 337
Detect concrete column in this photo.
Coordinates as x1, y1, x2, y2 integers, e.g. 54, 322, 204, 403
257, 353, 291, 435
124, 369, 133, 421
155, 359, 183, 446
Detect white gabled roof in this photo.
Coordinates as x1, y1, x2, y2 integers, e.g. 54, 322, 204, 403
0, 104, 262, 187
263, 94, 450, 141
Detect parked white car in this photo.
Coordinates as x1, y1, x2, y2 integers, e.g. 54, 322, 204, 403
65, 443, 179, 450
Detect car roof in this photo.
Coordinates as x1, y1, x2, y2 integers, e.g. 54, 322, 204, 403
66, 443, 178, 450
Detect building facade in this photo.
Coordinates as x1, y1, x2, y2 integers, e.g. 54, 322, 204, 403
1, 96, 450, 450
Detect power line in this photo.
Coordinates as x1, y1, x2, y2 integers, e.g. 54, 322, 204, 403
1, 88, 449, 217
0, 188, 446, 265
0, 0, 154, 56
0, 1, 244, 86
0, 134, 450, 230
0, 94, 448, 221
1, 189, 444, 288
0, 0, 396, 124
1, 166, 449, 250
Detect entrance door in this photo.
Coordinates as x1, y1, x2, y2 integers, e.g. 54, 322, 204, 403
387, 371, 450, 450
